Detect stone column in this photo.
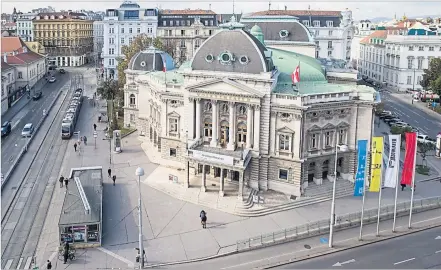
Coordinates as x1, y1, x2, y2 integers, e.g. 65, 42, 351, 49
246, 105, 253, 149
219, 168, 225, 197
238, 171, 244, 201
210, 100, 218, 147
253, 105, 260, 150
201, 164, 206, 192
227, 101, 235, 151
195, 98, 201, 139
188, 97, 195, 139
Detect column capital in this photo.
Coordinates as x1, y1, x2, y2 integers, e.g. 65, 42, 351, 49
254, 104, 261, 111
188, 97, 195, 102
195, 97, 202, 102
246, 103, 253, 110
211, 99, 218, 104
228, 101, 236, 106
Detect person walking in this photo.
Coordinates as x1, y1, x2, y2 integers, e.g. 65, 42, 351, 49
46, 260, 52, 269
73, 142, 77, 152
64, 177, 69, 189
108, 168, 112, 178
83, 136, 87, 145
63, 242, 69, 264
59, 175, 64, 188
112, 175, 116, 186
93, 123, 97, 131
401, 183, 406, 191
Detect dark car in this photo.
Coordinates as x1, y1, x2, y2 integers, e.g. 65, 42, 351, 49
1, 121, 12, 137
32, 91, 42, 100
59, 69, 65, 74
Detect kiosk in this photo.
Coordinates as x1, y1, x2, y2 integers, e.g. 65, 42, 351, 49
113, 130, 122, 153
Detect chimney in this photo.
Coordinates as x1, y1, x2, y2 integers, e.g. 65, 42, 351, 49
285, 5, 287, 10
3, 53, 7, 63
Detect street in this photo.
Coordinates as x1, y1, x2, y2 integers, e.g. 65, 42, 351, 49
1, 72, 70, 175
0, 67, 94, 270
276, 225, 441, 269
381, 91, 441, 139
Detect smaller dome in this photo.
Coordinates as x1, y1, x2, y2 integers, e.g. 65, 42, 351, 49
250, 24, 264, 45
128, 47, 175, 72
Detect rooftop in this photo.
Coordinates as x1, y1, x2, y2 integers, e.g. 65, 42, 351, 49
249, 10, 341, 17
1, 60, 14, 71
35, 12, 88, 20
160, 9, 216, 15
5, 51, 45, 65
1, 36, 27, 55
360, 30, 388, 44
59, 167, 103, 226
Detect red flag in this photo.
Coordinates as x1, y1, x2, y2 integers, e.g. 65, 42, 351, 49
163, 61, 167, 72
401, 132, 417, 185
291, 64, 300, 84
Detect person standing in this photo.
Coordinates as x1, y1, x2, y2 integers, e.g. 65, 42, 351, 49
93, 123, 97, 131
64, 178, 69, 189
112, 175, 116, 186
401, 183, 406, 191
73, 142, 77, 152
108, 168, 112, 178
63, 242, 69, 264
83, 136, 88, 145
46, 260, 52, 269
59, 175, 64, 188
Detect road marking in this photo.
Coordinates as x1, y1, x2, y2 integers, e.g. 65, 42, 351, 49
394, 257, 415, 265
435, 250, 441, 254
24, 256, 32, 269
435, 236, 441, 240
333, 259, 355, 267
16, 257, 23, 269
5, 259, 13, 269
96, 247, 134, 268
220, 215, 441, 270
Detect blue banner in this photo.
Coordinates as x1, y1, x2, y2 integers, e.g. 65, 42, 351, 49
354, 140, 368, 196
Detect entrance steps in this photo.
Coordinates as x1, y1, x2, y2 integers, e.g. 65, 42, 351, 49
304, 179, 354, 198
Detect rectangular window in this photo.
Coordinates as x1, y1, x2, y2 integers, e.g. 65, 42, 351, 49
129, 28, 132, 33
326, 20, 333, 27
169, 148, 177, 157
137, 28, 140, 33
129, 37, 133, 44
109, 48, 114, 54
109, 38, 114, 44
417, 76, 421, 85
311, 134, 317, 149
18, 72, 23, 79
418, 58, 423, 69
327, 51, 332, 57
315, 30, 320, 36
328, 41, 332, 48
325, 131, 332, 147
409, 46, 414, 51
170, 20, 173, 26
328, 30, 333, 36
176, 20, 180, 26
338, 130, 345, 144
302, 20, 310, 27
313, 20, 320, 27
429, 46, 434, 51
181, 30, 185, 36
121, 37, 124, 44
279, 134, 290, 151
418, 46, 424, 51
162, 21, 166, 26
121, 27, 124, 33
279, 169, 288, 180
407, 58, 413, 69
407, 76, 412, 85
169, 118, 178, 133
187, 20, 191, 26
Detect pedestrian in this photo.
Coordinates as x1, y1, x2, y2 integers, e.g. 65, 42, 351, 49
98, 115, 102, 122
93, 123, 97, 131
108, 168, 112, 178
59, 175, 64, 188
83, 136, 87, 145
63, 242, 69, 264
74, 142, 77, 152
46, 260, 52, 269
112, 175, 116, 186
413, 183, 416, 191
64, 177, 69, 189
401, 183, 406, 191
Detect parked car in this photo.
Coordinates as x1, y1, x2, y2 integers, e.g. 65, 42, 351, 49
1, 121, 12, 137
384, 117, 400, 124
391, 122, 410, 128
32, 91, 42, 100
417, 134, 436, 144
48, 77, 56, 83
21, 123, 34, 137
59, 69, 65, 74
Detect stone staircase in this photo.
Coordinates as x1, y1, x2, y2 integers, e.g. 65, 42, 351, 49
304, 179, 354, 198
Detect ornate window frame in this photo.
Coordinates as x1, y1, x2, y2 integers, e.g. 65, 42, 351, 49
279, 30, 289, 38
278, 168, 289, 181
129, 94, 136, 105
219, 51, 235, 65
205, 54, 214, 63
168, 112, 180, 137
239, 55, 249, 65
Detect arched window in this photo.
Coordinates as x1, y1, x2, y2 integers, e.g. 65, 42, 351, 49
204, 118, 212, 138
129, 94, 136, 105
237, 122, 247, 143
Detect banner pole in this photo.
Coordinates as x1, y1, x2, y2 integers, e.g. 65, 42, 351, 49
408, 135, 417, 229
392, 162, 399, 232
359, 145, 368, 241
376, 153, 383, 237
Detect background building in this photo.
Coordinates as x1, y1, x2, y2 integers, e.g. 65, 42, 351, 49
93, 21, 104, 69
16, 12, 37, 41
350, 20, 375, 69
241, 9, 354, 60
1, 61, 16, 115
33, 11, 94, 67
358, 30, 388, 86
157, 9, 218, 66
102, 2, 158, 80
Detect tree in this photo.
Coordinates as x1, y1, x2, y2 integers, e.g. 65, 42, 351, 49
97, 79, 119, 130
417, 141, 436, 167
374, 102, 385, 115
390, 126, 413, 148
116, 34, 165, 87
161, 38, 188, 67
426, 17, 434, 24
421, 58, 441, 94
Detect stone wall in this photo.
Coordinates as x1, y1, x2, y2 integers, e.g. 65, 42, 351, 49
159, 137, 186, 169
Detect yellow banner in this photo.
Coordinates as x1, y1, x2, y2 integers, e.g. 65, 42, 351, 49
370, 137, 384, 192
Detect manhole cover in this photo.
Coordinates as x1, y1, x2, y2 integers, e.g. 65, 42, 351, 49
304, 244, 311, 249
11, 187, 17, 190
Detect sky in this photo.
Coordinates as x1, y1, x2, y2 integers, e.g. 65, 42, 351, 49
1, 0, 441, 21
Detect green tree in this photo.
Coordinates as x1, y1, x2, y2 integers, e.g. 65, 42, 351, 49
97, 79, 119, 130
426, 17, 434, 23
390, 126, 413, 148
417, 141, 436, 167
421, 58, 441, 94
116, 34, 165, 87
374, 102, 385, 115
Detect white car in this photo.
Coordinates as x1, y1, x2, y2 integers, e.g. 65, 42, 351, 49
48, 77, 56, 83
21, 123, 34, 137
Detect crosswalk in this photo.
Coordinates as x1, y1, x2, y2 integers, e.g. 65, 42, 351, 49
2, 256, 34, 270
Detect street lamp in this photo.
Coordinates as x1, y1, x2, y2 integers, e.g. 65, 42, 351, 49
329, 143, 349, 248
93, 131, 97, 149
135, 167, 145, 269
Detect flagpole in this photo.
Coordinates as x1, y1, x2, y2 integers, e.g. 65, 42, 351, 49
376, 147, 384, 237
392, 160, 399, 232
408, 134, 417, 229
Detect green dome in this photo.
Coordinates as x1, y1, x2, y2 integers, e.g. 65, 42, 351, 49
250, 24, 265, 45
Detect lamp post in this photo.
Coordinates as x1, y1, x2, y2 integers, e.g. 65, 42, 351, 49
93, 131, 97, 149
135, 167, 145, 269
329, 143, 348, 248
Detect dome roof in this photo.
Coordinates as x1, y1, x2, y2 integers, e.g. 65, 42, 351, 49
119, 1, 140, 8
128, 47, 175, 72
191, 28, 271, 74
250, 24, 265, 45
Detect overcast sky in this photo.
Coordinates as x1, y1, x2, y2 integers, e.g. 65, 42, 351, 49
1, 1, 440, 20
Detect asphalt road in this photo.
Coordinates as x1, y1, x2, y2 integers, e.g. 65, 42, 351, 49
1, 73, 70, 175
277, 226, 441, 269
0, 70, 90, 270
381, 91, 441, 139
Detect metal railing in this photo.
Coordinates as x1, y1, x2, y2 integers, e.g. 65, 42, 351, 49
236, 196, 441, 251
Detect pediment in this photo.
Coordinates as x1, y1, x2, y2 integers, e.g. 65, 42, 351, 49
323, 123, 335, 130
186, 77, 264, 98
309, 125, 321, 131
337, 121, 350, 128
167, 111, 180, 118
277, 126, 295, 134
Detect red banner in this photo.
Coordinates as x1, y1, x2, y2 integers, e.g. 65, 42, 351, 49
401, 132, 417, 186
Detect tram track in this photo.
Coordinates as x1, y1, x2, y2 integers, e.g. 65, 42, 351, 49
0, 72, 82, 269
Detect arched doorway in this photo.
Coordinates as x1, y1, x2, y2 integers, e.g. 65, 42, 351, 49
220, 120, 229, 146
308, 162, 316, 182
322, 160, 329, 179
